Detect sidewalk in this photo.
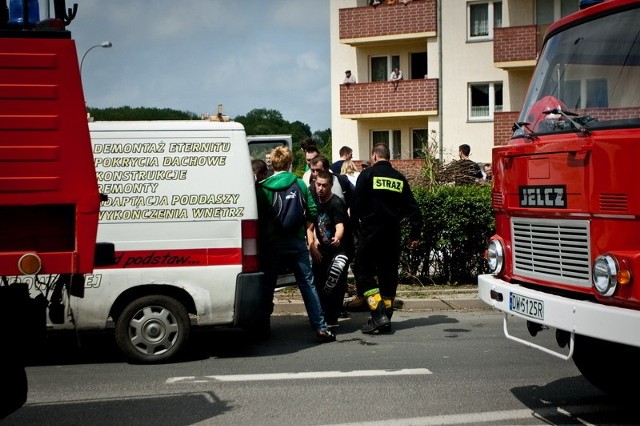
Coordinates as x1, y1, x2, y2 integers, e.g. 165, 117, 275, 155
273, 284, 488, 315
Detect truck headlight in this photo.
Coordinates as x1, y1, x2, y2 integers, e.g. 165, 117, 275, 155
592, 255, 618, 296
487, 239, 504, 274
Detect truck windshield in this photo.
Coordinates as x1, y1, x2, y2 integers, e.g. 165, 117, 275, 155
517, 5, 640, 136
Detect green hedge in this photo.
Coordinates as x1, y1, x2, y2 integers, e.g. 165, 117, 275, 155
399, 184, 494, 285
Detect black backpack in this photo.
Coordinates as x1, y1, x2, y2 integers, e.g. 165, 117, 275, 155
271, 181, 306, 233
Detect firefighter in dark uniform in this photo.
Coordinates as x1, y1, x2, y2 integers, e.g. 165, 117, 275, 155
351, 143, 422, 333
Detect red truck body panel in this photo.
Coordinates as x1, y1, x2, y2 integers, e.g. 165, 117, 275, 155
0, 36, 100, 275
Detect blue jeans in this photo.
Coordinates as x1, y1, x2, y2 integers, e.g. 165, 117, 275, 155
263, 238, 328, 333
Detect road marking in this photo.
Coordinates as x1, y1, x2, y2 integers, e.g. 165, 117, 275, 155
324, 404, 613, 425
167, 368, 431, 383
326, 409, 537, 425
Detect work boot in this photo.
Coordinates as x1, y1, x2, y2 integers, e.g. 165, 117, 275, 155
344, 295, 367, 311
383, 297, 394, 320
380, 297, 394, 332
361, 289, 390, 334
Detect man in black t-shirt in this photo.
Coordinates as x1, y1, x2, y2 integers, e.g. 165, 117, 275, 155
309, 170, 353, 327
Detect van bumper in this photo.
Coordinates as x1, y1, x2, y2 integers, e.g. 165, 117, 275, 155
233, 272, 271, 327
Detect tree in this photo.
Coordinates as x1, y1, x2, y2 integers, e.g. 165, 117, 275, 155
234, 108, 288, 134
87, 106, 198, 121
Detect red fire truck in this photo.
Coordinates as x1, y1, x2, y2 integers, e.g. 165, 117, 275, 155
478, 0, 640, 394
0, 0, 112, 417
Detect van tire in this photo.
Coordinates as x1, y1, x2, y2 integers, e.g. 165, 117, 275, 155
115, 295, 190, 363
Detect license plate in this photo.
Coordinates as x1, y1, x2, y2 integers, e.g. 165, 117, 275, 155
509, 292, 544, 321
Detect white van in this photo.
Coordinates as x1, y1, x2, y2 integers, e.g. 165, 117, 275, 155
50, 120, 274, 363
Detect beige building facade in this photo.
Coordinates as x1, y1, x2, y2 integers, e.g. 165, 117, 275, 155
330, 0, 578, 165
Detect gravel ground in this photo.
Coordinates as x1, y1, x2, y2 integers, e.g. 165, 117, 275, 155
274, 283, 478, 302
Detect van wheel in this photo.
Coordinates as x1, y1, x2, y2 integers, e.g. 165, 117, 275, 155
115, 295, 190, 363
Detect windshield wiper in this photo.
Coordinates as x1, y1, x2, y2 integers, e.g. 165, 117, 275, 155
512, 121, 537, 140
544, 108, 594, 136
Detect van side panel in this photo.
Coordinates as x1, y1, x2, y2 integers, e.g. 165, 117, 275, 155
55, 121, 263, 330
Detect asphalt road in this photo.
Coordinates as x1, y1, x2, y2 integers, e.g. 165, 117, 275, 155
4, 309, 637, 425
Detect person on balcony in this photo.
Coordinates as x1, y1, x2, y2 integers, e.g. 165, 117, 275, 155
389, 67, 403, 90
343, 70, 356, 85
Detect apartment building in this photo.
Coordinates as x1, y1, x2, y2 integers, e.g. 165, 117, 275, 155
329, 0, 579, 166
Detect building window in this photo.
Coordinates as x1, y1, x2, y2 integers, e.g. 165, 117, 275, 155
411, 128, 429, 159
372, 130, 402, 159
563, 79, 581, 109
586, 79, 608, 108
468, 1, 502, 41
536, 0, 578, 24
371, 55, 400, 82
562, 78, 608, 109
469, 82, 503, 120
410, 52, 428, 79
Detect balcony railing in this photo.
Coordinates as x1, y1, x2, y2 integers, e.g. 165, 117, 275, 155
339, 0, 436, 44
493, 25, 542, 68
340, 78, 438, 117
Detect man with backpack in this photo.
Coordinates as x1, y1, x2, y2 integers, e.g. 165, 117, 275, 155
255, 146, 336, 343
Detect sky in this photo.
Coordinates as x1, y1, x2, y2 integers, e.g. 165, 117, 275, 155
69, 1, 331, 132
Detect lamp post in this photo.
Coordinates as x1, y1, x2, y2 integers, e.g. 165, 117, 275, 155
80, 41, 112, 75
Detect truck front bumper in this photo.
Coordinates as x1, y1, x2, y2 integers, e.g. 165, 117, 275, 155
478, 274, 640, 349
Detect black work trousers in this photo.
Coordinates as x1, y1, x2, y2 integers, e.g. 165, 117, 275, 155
354, 222, 401, 299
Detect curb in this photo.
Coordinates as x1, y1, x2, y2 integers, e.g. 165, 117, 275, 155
273, 295, 488, 315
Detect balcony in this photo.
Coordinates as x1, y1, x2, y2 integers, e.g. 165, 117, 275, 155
493, 25, 544, 69
340, 78, 438, 119
339, 0, 436, 46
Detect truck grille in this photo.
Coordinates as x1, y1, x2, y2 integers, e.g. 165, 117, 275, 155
511, 218, 591, 287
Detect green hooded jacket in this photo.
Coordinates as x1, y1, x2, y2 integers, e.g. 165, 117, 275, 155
256, 171, 317, 242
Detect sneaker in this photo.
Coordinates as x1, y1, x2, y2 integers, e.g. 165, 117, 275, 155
316, 330, 337, 342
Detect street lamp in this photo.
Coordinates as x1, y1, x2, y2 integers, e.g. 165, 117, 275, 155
80, 41, 112, 75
